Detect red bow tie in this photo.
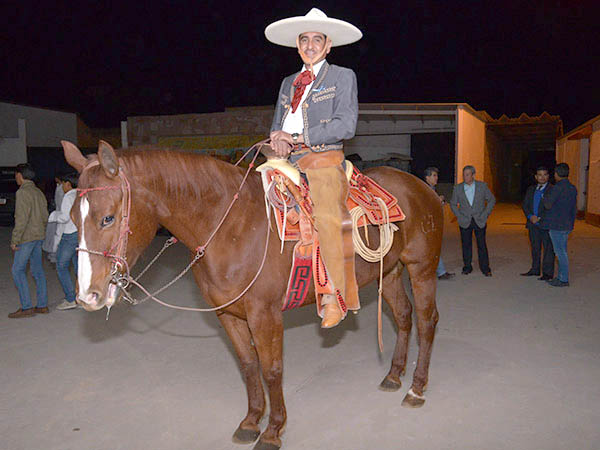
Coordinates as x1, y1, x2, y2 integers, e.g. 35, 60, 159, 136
290, 70, 316, 113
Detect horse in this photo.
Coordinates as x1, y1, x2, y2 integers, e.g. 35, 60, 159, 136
61, 140, 442, 450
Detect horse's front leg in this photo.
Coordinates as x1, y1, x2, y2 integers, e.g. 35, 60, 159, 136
216, 312, 265, 444
404, 262, 439, 407
246, 299, 286, 450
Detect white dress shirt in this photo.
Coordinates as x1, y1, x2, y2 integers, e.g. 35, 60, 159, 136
282, 59, 326, 135
464, 182, 476, 206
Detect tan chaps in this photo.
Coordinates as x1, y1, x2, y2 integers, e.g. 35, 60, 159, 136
299, 150, 360, 311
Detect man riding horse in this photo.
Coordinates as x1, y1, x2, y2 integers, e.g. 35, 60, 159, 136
265, 8, 363, 328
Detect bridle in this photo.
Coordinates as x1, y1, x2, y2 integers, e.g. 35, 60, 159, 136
75, 141, 270, 313
76, 160, 133, 291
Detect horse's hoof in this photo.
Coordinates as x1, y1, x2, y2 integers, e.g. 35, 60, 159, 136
232, 427, 260, 444
401, 388, 426, 408
379, 376, 402, 392
252, 440, 281, 450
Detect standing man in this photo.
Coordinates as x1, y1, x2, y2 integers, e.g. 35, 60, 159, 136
266, 8, 362, 327
9, 164, 49, 318
450, 165, 496, 276
521, 166, 554, 280
424, 167, 454, 280
540, 163, 577, 287
49, 172, 79, 310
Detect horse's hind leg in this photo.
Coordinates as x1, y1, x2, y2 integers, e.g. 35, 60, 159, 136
246, 302, 286, 450
217, 313, 266, 444
403, 262, 439, 407
379, 263, 412, 392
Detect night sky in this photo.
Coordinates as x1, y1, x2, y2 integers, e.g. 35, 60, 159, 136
2, 0, 598, 132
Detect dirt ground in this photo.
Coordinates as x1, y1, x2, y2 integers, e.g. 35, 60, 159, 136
2, 203, 600, 450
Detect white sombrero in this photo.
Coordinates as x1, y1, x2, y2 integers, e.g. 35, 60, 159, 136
265, 8, 362, 48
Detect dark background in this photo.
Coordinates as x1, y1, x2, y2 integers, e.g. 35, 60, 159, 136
1, 0, 598, 132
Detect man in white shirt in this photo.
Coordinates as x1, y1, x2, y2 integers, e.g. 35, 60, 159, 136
266, 8, 362, 327
49, 172, 80, 310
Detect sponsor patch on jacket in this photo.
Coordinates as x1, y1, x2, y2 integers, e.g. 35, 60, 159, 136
280, 94, 289, 106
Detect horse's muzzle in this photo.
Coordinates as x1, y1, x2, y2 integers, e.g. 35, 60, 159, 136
77, 283, 119, 311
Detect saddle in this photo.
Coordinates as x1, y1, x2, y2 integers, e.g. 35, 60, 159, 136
257, 157, 405, 312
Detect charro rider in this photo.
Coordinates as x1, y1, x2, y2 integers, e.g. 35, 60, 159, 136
265, 8, 362, 328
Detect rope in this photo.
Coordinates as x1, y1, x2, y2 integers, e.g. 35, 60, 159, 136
350, 199, 398, 263
121, 214, 271, 312
350, 199, 399, 353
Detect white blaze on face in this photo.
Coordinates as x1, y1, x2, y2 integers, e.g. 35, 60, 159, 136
78, 197, 93, 296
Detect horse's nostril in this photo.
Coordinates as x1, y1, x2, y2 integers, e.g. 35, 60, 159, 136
81, 292, 99, 305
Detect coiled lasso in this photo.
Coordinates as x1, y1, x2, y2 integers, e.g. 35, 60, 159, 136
350, 198, 399, 353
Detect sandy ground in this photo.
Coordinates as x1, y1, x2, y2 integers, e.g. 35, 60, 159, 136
2, 203, 600, 450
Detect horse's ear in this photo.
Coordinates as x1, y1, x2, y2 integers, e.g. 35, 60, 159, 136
61, 140, 88, 173
98, 140, 119, 178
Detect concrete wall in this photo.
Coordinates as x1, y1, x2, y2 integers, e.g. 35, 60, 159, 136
0, 102, 78, 148
586, 121, 600, 225
0, 119, 27, 166
127, 110, 273, 146
349, 116, 454, 162
345, 134, 410, 161
456, 106, 486, 183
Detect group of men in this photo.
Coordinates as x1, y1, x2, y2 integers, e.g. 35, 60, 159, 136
520, 163, 577, 287
425, 163, 577, 287
9, 164, 80, 318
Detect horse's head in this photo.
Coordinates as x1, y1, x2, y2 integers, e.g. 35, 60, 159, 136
62, 140, 135, 312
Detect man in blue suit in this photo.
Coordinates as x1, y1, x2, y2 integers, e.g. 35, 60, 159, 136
521, 166, 554, 280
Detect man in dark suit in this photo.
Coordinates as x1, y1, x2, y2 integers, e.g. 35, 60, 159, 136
521, 166, 554, 280
540, 163, 577, 287
450, 165, 496, 276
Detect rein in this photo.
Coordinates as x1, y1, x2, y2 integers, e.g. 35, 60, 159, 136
77, 140, 270, 313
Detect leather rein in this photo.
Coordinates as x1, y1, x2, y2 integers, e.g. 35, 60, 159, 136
76, 141, 269, 313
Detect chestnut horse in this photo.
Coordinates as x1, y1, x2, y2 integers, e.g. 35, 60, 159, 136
62, 140, 442, 450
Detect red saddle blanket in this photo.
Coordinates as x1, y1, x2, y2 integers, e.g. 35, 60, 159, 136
259, 163, 406, 312
267, 165, 405, 242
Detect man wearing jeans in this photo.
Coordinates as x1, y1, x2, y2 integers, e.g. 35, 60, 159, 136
540, 163, 577, 287
49, 172, 79, 310
9, 164, 49, 318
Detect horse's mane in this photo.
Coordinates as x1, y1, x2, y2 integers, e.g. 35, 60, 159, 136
116, 148, 251, 202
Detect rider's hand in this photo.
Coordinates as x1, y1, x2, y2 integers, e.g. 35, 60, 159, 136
271, 139, 292, 158
270, 130, 294, 145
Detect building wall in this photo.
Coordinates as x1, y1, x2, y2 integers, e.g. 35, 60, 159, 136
127, 110, 273, 146
456, 107, 486, 183
0, 102, 77, 148
0, 119, 27, 166
345, 134, 411, 161
586, 121, 600, 225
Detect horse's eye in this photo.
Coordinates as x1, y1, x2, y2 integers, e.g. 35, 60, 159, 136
101, 216, 115, 227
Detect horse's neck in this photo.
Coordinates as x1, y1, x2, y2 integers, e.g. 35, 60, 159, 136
134, 157, 264, 251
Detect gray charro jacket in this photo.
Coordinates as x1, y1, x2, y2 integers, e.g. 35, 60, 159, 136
270, 61, 358, 153
450, 180, 496, 229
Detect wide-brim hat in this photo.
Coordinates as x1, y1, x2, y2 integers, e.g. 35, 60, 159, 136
265, 8, 362, 48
